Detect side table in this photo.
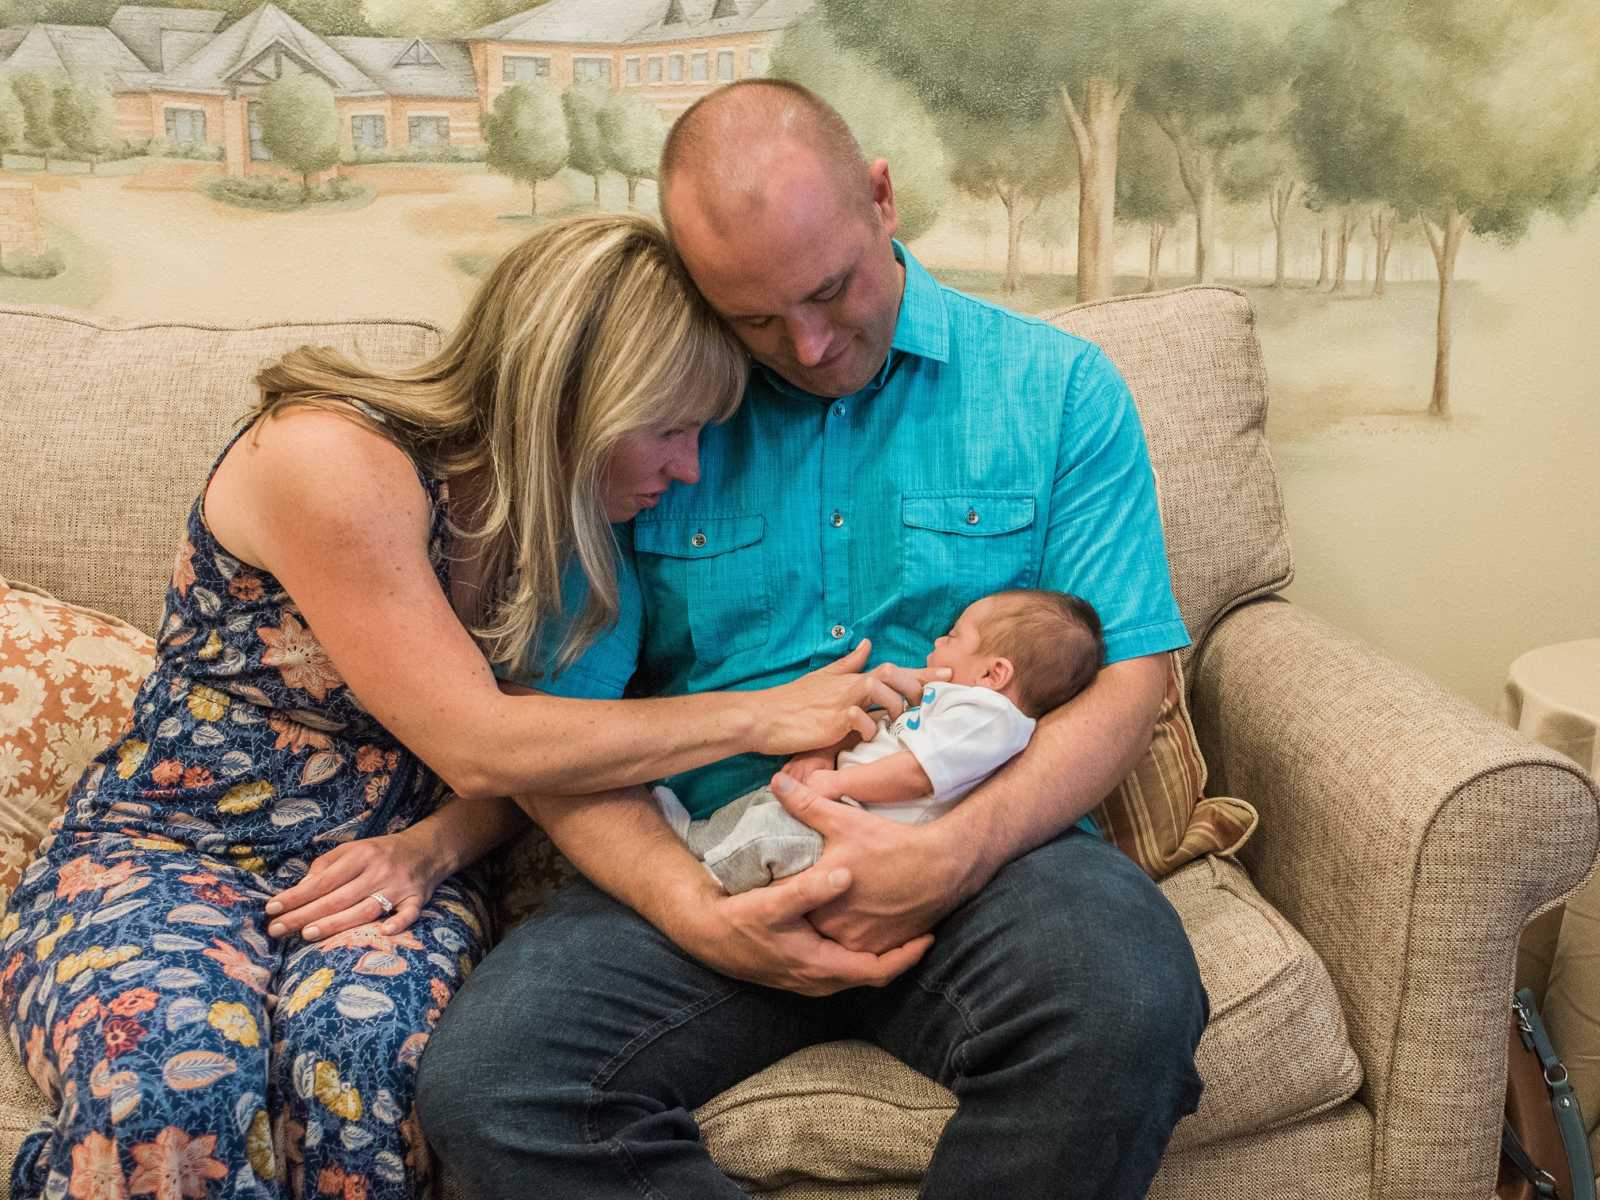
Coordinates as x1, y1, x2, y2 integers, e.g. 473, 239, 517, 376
1504, 638, 1600, 1163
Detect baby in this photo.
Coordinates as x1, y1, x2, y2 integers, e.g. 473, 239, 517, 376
655, 588, 1105, 894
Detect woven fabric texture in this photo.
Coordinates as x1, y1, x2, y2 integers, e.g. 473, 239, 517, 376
1191, 596, 1600, 1200
0, 579, 155, 910
0, 305, 444, 637
1045, 286, 1293, 677
1092, 651, 1258, 879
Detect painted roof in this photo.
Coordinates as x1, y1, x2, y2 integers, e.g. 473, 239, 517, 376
325, 36, 478, 100
158, 2, 381, 95
108, 5, 224, 71
467, 0, 812, 46
0, 27, 29, 62
159, 29, 216, 72
1, 24, 156, 93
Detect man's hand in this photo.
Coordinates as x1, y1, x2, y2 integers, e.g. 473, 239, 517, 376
769, 773, 967, 954
676, 864, 934, 996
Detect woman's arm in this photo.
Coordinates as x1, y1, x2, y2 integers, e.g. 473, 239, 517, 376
208, 411, 913, 800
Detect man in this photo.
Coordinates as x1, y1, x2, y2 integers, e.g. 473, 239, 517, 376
418, 81, 1207, 1197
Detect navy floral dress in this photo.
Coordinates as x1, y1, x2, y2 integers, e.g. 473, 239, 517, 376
0, 420, 491, 1200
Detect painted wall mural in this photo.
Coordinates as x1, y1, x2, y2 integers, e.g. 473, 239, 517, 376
1, 0, 1596, 714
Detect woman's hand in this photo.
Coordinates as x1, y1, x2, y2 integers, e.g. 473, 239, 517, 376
265, 827, 447, 942
752, 640, 948, 757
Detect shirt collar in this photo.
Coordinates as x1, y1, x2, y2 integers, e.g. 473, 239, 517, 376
754, 239, 950, 402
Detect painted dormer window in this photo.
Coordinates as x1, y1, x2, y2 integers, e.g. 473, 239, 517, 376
394, 38, 441, 68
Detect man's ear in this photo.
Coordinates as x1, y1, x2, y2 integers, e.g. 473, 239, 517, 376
869, 157, 899, 239
984, 657, 1015, 690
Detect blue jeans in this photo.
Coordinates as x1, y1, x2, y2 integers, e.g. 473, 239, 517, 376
417, 828, 1208, 1198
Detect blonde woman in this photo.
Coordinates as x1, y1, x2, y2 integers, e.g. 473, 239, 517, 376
0, 215, 917, 1200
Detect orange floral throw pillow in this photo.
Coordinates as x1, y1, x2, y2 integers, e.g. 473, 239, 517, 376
0, 579, 155, 912
1091, 651, 1260, 880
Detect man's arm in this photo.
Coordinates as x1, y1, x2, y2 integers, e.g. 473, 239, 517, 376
811, 750, 932, 807
515, 786, 933, 996
773, 652, 1167, 953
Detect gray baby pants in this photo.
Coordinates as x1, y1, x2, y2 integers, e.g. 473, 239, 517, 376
660, 785, 849, 894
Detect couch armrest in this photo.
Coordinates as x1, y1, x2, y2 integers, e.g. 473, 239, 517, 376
1189, 597, 1600, 1200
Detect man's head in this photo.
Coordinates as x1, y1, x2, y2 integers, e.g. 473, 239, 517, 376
659, 80, 906, 399
925, 591, 1106, 718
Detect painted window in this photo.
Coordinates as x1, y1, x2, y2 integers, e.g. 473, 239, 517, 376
668, 54, 684, 82
163, 107, 206, 145
717, 49, 735, 81
408, 115, 449, 147
691, 51, 708, 82
396, 40, 440, 67
647, 56, 663, 82
625, 57, 641, 84
574, 57, 612, 83
247, 102, 270, 161
748, 47, 768, 75
502, 55, 550, 82
351, 114, 386, 150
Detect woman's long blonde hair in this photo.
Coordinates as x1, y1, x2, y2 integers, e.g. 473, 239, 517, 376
249, 213, 747, 677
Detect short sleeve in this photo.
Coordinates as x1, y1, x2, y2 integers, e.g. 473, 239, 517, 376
497, 531, 643, 701
1039, 345, 1189, 665
898, 686, 1036, 806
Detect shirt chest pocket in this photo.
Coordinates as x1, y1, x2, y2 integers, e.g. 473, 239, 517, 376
634, 515, 771, 664
900, 492, 1037, 618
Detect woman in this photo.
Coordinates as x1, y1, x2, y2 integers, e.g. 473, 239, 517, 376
0, 214, 912, 1200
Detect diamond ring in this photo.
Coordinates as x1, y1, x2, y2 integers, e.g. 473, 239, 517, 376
370, 892, 395, 915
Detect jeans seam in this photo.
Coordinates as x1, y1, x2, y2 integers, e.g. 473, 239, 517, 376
582, 982, 748, 1199
914, 971, 982, 1087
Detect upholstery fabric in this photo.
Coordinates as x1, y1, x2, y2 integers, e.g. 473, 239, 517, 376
1192, 596, 1600, 1200
0, 578, 154, 910
1092, 651, 1258, 879
1044, 287, 1294, 678
0, 305, 444, 638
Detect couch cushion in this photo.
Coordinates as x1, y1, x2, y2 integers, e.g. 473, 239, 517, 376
0, 578, 154, 913
695, 855, 1363, 1189
0, 305, 443, 637
1045, 287, 1293, 679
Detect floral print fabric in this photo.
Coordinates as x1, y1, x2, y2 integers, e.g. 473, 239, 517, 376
1, 424, 490, 1199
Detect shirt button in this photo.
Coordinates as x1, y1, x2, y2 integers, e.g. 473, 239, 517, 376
966, 509, 980, 526
830, 511, 844, 528
830, 624, 846, 639
832, 402, 846, 418
690, 532, 707, 548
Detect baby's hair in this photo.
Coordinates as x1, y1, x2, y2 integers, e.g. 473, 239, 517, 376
976, 590, 1105, 718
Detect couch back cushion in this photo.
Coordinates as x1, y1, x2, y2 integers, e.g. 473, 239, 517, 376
0, 305, 444, 637
1045, 286, 1293, 673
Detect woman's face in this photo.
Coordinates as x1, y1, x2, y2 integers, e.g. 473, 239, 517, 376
601, 425, 703, 523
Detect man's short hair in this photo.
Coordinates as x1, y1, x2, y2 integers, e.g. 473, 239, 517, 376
658, 79, 875, 232
977, 590, 1105, 718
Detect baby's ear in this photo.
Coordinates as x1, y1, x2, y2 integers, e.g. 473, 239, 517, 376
984, 657, 1015, 690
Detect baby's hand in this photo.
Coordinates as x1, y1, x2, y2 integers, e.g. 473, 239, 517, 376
806, 769, 847, 801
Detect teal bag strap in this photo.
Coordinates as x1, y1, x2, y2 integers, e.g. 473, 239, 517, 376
1516, 988, 1597, 1200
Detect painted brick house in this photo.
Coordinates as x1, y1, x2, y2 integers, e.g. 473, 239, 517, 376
0, 0, 813, 179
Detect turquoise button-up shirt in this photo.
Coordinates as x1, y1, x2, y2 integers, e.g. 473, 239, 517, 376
626, 243, 1190, 819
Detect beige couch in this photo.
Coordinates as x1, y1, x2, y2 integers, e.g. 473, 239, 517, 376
2, 291, 1596, 1199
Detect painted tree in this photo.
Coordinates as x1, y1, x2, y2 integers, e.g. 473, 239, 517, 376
9, 71, 57, 170
1295, 0, 1600, 416
51, 81, 114, 173
940, 112, 1074, 294
0, 81, 24, 168
562, 81, 610, 206
769, 13, 947, 242
1367, 204, 1400, 297
598, 90, 665, 209
1116, 111, 1184, 293
483, 80, 566, 217
259, 74, 340, 200
1219, 94, 1302, 289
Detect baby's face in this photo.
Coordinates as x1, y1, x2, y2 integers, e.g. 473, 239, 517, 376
925, 597, 996, 686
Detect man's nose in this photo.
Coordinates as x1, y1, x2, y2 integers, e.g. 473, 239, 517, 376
786, 311, 833, 367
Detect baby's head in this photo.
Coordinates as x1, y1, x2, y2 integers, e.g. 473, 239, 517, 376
925, 590, 1105, 718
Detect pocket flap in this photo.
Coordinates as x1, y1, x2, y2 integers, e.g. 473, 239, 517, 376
901, 493, 1035, 536
634, 515, 765, 559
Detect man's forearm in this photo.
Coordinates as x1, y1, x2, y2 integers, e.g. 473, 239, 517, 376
937, 654, 1167, 901
515, 786, 720, 947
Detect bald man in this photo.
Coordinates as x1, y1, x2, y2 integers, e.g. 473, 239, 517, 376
419, 81, 1208, 1198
